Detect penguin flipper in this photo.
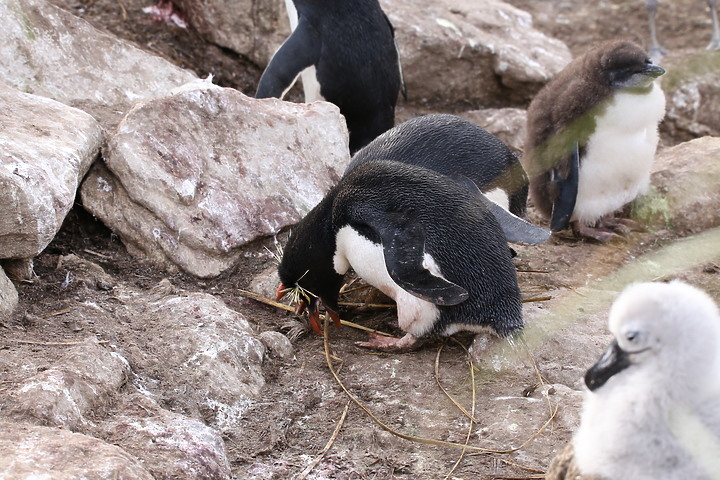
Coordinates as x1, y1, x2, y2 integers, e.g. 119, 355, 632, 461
255, 18, 320, 99
369, 212, 469, 305
550, 143, 580, 232
450, 174, 551, 245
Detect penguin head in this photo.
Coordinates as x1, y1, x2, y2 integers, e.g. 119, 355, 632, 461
584, 281, 720, 394
276, 203, 344, 334
597, 40, 665, 92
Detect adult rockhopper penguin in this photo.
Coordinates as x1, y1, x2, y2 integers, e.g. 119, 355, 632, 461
256, 0, 404, 154
276, 161, 524, 352
347, 113, 530, 218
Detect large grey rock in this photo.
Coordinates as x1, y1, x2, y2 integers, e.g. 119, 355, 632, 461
0, 267, 18, 321
97, 394, 232, 480
661, 51, 720, 140
460, 107, 527, 152
10, 338, 129, 429
0, 420, 154, 479
0, 0, 197, 129
174, 0, 290, 67
123, 292, 267, 430
382, 0, 571, 107
0, 83, 101, 262
633, 137, 720, 234
81, 84, 350, 278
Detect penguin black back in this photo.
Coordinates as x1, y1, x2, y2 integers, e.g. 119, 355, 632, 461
279, 161, 523, 341
256, 0, 403, 154
347, 114, 529, 217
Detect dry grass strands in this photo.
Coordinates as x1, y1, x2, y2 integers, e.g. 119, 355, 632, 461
322, 316, 559, 457
435, 341, 478, 423
337, 301, 396, 309
237, 289, 393, 336
9, 339, 110, 346
39, 307, 73, 318
522, 295, 552, 303
296, 401, 351, 480
436, 339, 478, 479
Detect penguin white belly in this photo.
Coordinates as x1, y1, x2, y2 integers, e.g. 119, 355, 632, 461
483, 187, 510, 212
299, 66, 324, 103
283, 0, 325, 103
573, 84, 666, 225
333, 226, 441, 337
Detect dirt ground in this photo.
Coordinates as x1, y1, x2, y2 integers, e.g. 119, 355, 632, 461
3, 0, 720, 478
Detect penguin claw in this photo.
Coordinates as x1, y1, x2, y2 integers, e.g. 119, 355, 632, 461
355, 332, 422, 352
571, 216, 649, 243
600, 217, 645, 233
572, 223, 623, 243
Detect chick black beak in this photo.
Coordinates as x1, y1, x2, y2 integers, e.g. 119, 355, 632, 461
584, 340, 632, 391
643, 63, 665, 79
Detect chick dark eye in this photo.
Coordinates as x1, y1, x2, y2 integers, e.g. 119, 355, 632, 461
626, 331, 638, 342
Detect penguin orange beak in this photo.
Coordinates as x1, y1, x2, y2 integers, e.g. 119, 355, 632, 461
308, 301, 322, 335
276, 283, 341, 335
307, 301, 342, 335
307, 304, 341, 335
275, 284, 287, 301
276, 283, 308, 316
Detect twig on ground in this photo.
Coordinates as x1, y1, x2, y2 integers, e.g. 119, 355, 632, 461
296, 401, 351, 480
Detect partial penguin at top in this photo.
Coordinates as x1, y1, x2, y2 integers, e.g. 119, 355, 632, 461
546, 280, 720, 480
347, 114, 550, 245
256, 0, 404, 154
646, 0, 720, 60
523, 40, 666, 242
276, 161, 524, 352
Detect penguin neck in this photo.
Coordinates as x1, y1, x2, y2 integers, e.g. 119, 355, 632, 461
290, 194, 344, 309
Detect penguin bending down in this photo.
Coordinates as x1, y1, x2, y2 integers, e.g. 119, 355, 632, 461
523, 40, 666, 242
347, 114, 530, 218
255, 0, 404, 154
547, 281, 720, 480
276, 161, 523, 351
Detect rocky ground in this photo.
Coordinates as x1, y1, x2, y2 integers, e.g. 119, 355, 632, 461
2, 0, 720, 479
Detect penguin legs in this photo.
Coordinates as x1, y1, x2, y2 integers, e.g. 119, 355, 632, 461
708, 0, 720, 49
647, 0, 720, 57
356, 332, 424, 352
646, 0, 666, 60
571, 216, 643, 242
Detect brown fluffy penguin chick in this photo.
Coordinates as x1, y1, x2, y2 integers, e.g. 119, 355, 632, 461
523, 40, 665, 242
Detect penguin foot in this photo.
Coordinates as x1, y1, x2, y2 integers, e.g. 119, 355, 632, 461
600, 217, 644, 232
355, 332, 422, 352
572, 223, 622, 243
572, 216, 645, 242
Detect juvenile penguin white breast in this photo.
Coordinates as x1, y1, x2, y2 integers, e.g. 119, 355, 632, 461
572, 82, 666, 225
332, 225, 441, 336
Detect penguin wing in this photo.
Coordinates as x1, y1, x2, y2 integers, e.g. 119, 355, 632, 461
255, 17, 321, 99
549, 142, 580, 232
367, 212, 469, 305
450, 174, 551, 244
